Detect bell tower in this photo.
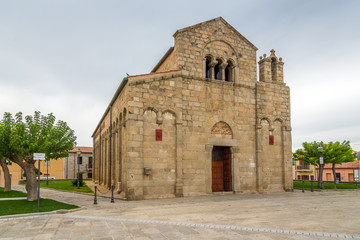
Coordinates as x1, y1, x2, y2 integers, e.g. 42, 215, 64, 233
258, 49, 284, 83
256, 49, 292, 192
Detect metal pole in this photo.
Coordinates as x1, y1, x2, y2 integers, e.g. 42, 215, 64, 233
111, 185, 114, 203
311, 180, 313, 192
302, 179, 304, 193
94, 186, 97, 205
46, 160, 49, 185
77, 156, 80, 189
37, 160, 40, 212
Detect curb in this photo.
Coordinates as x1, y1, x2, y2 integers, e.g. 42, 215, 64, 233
0, 207, 86, 220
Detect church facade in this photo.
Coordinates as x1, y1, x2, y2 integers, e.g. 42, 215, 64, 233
92, 17, 293, 200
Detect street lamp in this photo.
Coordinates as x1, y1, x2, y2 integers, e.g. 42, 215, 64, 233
77, 148, 82, 189
318, 146, 324, 189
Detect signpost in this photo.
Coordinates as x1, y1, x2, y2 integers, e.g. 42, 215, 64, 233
33, 153, 45, 213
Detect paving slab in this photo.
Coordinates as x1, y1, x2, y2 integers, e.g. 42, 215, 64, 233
2, 185, 359, 239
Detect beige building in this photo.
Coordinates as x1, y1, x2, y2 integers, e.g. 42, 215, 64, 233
0, 158, 64, 186
0, 146, 92, 186
92, 17, 293, 200
64, 146, 93, 180
294, 160, 316, 180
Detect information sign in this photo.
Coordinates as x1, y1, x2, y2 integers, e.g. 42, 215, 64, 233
319, 157, 324, 164
33, 153, 45, 160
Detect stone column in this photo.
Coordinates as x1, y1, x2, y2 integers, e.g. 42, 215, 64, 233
220, 62, 228, 81
255, 124, 263, 192
175, 120, 183, 197
205, 144, 213, 193
209, 60, 217, 80
282, 126, 293, 191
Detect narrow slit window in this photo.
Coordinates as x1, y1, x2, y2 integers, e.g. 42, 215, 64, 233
225, 60, 233, 82
205, 57, 211, 78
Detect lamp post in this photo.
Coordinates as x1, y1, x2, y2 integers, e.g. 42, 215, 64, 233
77, 148, 82, 189
318, 146, 324, 189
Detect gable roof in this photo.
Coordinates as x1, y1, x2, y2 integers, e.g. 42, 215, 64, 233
173, 17, 258, 50
151, 47, 174, 73
69, 146, 93, 154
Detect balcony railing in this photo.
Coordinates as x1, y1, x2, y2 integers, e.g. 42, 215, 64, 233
296, 165, 311, 170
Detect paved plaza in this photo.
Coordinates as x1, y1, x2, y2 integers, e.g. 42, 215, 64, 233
1, 186, 360, 239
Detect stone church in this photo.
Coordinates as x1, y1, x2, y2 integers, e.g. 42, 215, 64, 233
92, 17, 293, 200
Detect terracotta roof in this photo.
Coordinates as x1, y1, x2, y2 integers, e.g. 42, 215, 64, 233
69, 146, 93, 154
323, 160, 360, 169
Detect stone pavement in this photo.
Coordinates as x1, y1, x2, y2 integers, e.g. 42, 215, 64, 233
1, 185, 360, 239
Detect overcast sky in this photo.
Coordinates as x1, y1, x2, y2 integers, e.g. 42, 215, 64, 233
1, 0, 360, 151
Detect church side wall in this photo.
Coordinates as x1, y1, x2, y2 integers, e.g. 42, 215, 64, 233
92, 83, 130, 195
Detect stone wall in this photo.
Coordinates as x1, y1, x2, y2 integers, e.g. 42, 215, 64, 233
92, 17, 293, 200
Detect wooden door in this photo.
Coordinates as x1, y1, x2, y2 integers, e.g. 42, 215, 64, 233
212, 147, 224, 192
212, 146, 232, 192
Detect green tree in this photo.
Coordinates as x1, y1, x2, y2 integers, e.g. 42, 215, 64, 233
0, 113, 14, 192
0, 112, 76, 201
293, 141, 324, 186
324, 141, 356, 185
293, 141, 356, 186
0, 157, 11, 192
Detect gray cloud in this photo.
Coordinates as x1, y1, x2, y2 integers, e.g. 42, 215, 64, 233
1, 0, 359, 151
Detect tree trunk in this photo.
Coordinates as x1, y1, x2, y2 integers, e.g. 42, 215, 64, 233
0, 158, 11, 192
332, 163, 337, 189
24, 163, 38, 201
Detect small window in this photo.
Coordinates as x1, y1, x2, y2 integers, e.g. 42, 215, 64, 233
44, 161, 50, 166
205, 57, 211, 78
77, 156, 83, 165
88, 157, 93, 168
225, 60, 233, 82
271, 58, 277, 81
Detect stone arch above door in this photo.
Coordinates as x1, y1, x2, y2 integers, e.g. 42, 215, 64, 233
211, 121, 233, 138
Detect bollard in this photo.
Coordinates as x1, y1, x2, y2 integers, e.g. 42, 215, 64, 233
302, 179, 305, 193
111, 185, 115, 203
94, 186, 98, 205
311, 180, 313, 192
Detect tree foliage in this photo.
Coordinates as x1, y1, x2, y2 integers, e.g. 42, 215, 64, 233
293, 141, 356, 185
0, 111, 76, 201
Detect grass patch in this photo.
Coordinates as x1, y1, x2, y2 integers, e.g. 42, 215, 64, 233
0, 187, 27, 198
0, 198, 79, 216
22, 180, 93, 193
293, 181, 360, 190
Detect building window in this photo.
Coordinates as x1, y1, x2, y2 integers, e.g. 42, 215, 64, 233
44, 161, 50, 166
78, 156, 83, 165
225, 60, 233, 82
88, 157, 93, 169
271, 57, 277, 81
205, 56, 211, 78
